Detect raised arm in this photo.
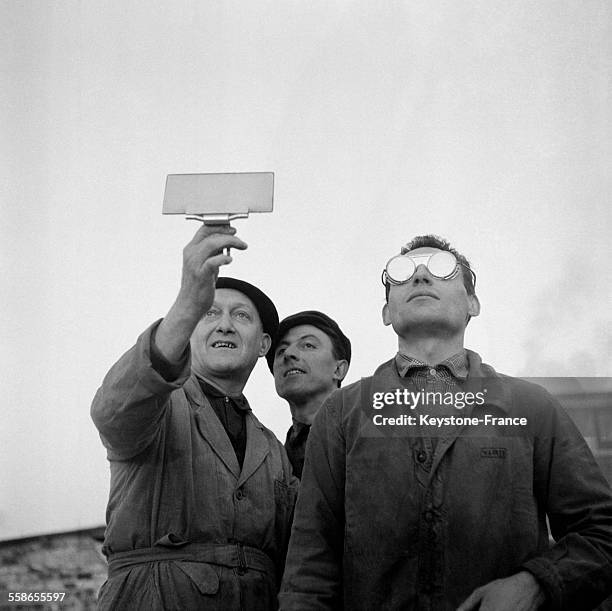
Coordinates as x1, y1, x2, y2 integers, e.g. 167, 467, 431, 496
91, 224, 247, 459
154, 224, 246, 360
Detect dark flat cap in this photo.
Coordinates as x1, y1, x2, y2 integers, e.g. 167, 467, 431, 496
215, 277, 279, 338
266, 310, 351, 372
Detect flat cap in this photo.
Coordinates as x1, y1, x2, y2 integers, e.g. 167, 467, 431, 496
215, 277, 279, 339
266, 310, 351, 372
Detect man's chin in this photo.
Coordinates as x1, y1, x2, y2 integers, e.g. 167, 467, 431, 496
204, 353, 260, 376
205, 355, 244, 373
277, 377, 308, 398
394, 317, 459, 335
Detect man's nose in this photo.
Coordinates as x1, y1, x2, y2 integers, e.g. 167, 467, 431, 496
411, 264, 433, 284
283, 343, 299, 361
216, 311, 236, 333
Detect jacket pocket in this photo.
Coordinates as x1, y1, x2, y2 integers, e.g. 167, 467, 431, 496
174, 561, 220, 595
274, 478, 297, 510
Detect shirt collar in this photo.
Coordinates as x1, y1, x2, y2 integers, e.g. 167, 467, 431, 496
395, 349, 469, 381
374, 349, 512, 414
288, 420, 311, 441
195, 375, 251, 411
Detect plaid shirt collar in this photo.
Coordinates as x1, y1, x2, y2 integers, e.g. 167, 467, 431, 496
395, 349, 469, 381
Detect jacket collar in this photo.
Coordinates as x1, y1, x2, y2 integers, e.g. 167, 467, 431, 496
184, 374, 270, 481
463, 349, 512, 414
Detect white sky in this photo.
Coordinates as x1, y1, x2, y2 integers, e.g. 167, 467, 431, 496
1, 0, 611, 540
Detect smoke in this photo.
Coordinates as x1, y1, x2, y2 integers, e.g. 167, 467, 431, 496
520, 256, 612, 377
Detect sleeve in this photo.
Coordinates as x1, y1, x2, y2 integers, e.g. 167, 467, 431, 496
522, 391, 612, 611
90, 319, 191, 461
278, 392, 346, 610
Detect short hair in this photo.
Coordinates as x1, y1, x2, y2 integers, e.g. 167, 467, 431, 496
384, 235, 476, 301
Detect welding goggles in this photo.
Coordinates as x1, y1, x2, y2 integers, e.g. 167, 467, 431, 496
381, 250, 476, 289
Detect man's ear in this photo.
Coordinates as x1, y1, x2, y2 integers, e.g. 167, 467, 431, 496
382, 303, 392, 326
333, 360, 349, 383
467, 294, 480, 318
259, 333, 272, 357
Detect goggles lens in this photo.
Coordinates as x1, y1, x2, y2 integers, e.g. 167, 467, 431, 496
384, 251, 459, 284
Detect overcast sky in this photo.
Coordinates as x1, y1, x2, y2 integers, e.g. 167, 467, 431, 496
2, 0, 610, 540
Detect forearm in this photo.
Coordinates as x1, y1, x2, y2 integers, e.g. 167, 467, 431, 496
521, 522, 612, 610
154, 297, 202, 362
154, 223, 247, 361
530, 402, 612, 609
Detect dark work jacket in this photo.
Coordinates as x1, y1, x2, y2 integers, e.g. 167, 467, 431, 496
279, 350, 612, 611
91, 322, 298, 610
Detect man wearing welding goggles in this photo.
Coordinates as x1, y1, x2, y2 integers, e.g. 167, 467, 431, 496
279, 235, 612, 610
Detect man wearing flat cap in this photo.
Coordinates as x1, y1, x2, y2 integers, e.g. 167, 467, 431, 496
267, 311, 351, 478
91, 225, 297, 610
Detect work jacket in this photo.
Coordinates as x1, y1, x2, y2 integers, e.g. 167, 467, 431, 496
279, 350, 612, 610
91, 322, 297, 610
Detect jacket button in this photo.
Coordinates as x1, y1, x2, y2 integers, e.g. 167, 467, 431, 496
235, 489, 245, 500
416, 451, 427, 463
